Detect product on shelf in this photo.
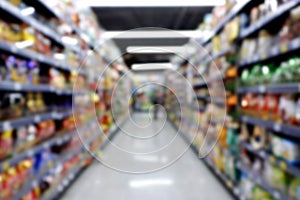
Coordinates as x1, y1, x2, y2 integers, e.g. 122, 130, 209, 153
252, 185, 274, 200
250, 125, 267, 150
271, 135, 300, 163
265, 162, 292, 193
0, 129, 13, 160
288, 177, 300, 200
223, 152, 239, 181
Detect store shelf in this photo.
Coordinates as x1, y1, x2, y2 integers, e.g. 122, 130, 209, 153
0, 41, 78, 72
197, 95, 225, 106
99, 116, 128, 150
201, 0, 251, 45
41, 166, 83, 200
238, 83, 300, 94
184, 103, 206, 112
0, 81, 86, 95
238, 37, 300, 67
236, 162, 285, 200
33, 0, 95, 51
197, 94, 209, 100
0, 109, 72, 131
239, 0, 300, 39
193, 76, 222, 88
240, 142, 300, 179
210, 46, 235, 61
182, 118, 206, 133
193, 81, 206, 88
11, 116, 123, 200
211, 98, 226, 106
0, 127, 80, 173
169, 118, 241, 199
0, 0, 80, 53
11, 144, 84, 200
241, 115, 300, 139
204, 158, 241, 198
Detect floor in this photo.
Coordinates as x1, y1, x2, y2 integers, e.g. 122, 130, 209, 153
60, 112, 233, 200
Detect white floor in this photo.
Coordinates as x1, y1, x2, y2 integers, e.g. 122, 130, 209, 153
60, 113, 233, 200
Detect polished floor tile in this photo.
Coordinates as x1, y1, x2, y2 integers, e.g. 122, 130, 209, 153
60, 113, 233, 200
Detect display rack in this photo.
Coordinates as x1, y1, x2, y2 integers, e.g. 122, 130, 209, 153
201, 0, 252, 45
0, 0, 80, 53
168, 119, 240, 200
168, 0, 300, 199
0, 41, 78, 73
240, 141, 300, 179
236, 162, 285, 200
241, 115, 300, 139
0, 81, 87, 95
0, 110, 72, 131
238, 83, 300, 94
0, 0, 131, 199
0, 125, 80, 173
238, 37, 300, 67
239, 0, 300, 39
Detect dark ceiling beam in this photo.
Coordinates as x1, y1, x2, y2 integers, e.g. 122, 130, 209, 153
92, 7, 213, 30
173, 7, 188, 29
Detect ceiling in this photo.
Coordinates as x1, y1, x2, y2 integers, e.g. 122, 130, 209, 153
92, 7, 212, 68
92, 7, 212, 30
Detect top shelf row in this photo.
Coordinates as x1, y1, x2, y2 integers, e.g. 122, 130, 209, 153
201, 0, 300, 45
34, 0, 96, 49
0, 1, 84, 54
201, 0, 252, 45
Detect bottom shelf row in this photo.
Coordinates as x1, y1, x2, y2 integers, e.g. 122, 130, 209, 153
170, 119, 300, 200
0, 117, 126, 200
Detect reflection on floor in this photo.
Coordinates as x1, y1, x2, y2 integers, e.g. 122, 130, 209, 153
60, 113, 232, 200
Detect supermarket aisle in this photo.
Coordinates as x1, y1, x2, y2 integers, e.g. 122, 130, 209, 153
60, 113, 232, 200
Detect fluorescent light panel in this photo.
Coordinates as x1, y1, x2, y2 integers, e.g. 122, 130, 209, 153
127, 46, 192, 54
80, 0, 225, 7
102, 30, 203, 39
132, 63, 173, 71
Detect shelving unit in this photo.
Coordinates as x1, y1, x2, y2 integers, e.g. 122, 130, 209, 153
0, 110, 72, 131
238, 83, 300, 94
168, 0, 300, 199
236, 162, 285, 200
0, 0, 131, 199
0, 41, 78, 73
239, 0, 300, 39
241, 115, 300, 139
238, 37, 300, 67
200, 0, 253, 45
240, 141, 300, 179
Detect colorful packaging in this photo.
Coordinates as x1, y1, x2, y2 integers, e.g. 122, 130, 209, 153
271, 135, 300, 163
0, 130, 13, 160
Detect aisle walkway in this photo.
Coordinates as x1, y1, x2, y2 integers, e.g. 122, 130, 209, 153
61, 113, 232, 200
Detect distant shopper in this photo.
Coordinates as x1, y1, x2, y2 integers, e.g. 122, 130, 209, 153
151, 92, 164, 120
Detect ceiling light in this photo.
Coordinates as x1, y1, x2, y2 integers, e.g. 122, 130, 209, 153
62, 36, 78, 46
79, 0, 225, 7
129, 179, 173, 188
102, 30, 203, 39
132, 63, 173, 71
15, 40, 34, 49
21, 7, 35, 16
127, 46, 195, 54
